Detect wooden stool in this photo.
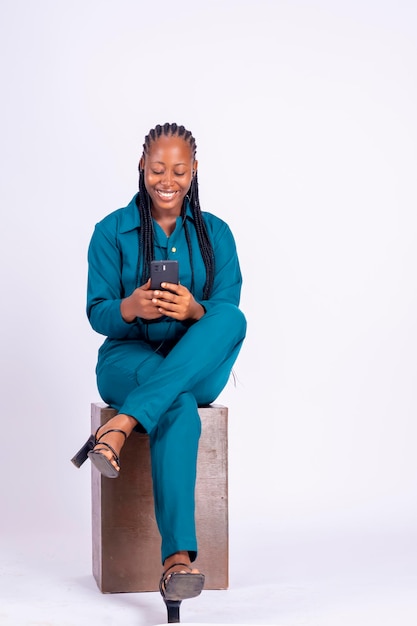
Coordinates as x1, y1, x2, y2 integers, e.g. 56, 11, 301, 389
91, 402, 229, 593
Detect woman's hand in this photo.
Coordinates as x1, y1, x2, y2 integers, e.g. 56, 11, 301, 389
120, 279, 164, 322
151, 283, 205, 322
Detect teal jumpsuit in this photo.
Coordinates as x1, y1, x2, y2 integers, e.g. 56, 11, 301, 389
87, 194, 247, 563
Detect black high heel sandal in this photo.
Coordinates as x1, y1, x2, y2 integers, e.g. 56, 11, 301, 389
70, 428, 127, 478
159, 562, 205, 623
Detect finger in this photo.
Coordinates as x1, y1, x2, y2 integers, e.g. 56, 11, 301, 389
154, 294, 182, 312
153, 291, 177, 304
160, 282, 182, 294
139, 278, 152, 290
152, 290, 167, 299
152, 296, 165, 308
153, 298, 176, 311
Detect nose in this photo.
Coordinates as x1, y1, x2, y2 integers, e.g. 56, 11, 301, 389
160, 170, 174, 186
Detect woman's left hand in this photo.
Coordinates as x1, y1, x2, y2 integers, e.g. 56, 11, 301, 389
151, 283, 205, 322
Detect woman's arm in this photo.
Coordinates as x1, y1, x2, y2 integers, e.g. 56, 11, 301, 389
86, 219, 137, 338
198, 218, 243, 313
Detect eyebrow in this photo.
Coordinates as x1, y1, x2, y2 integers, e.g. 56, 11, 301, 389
151, 160, 188, 166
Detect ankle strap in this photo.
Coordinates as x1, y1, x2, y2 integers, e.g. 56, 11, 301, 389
96, 428, 127, 442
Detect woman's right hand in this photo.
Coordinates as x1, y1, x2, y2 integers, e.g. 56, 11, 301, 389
120, 279, 163, 322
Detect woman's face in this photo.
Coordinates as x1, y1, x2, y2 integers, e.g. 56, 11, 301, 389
141, 135, 197, 216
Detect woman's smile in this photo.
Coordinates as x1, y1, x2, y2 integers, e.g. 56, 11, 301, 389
156, 189, 179, 201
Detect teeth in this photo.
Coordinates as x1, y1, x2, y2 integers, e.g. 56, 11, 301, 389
158, 191, 176, 198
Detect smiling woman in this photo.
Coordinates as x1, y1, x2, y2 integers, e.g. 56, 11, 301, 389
71, 122, 247, 623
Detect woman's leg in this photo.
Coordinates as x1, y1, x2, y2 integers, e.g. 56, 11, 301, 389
94, 340, 164, 469
94, 303, 246, 563
95, 341, 202, 563
96, 338, 166, 406
150, 391, 201, 564
152, 359, 242, 565
118, 303, 246, 433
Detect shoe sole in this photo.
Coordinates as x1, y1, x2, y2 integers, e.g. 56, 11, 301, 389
162, 572, 205, 601
87, 450, 120, 478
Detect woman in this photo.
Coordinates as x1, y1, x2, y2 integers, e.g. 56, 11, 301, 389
72, 122, 246, 622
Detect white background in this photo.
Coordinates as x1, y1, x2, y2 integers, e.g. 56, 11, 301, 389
1, 0, 416, 623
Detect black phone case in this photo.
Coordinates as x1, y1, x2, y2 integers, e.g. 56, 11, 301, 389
150, 260, 179, 289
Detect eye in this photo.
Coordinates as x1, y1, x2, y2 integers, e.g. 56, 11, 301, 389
151, 169, 164, 175
174, 172, 186, 177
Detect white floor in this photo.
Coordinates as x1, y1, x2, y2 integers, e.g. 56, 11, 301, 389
1, 523, 416, 626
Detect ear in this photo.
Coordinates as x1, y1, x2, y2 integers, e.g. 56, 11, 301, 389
192, 160, 198, 176
139, 156, 145, 171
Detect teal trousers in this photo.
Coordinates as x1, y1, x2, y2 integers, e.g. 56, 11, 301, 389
96, 303, 246, 563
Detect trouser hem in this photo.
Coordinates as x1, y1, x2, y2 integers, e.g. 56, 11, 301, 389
161, 539, 198, 565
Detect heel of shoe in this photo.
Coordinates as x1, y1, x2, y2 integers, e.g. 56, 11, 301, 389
164, 599, 181, 623
70, 435, 96, 468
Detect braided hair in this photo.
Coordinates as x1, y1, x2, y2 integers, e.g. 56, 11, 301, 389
137, 122, 215, 299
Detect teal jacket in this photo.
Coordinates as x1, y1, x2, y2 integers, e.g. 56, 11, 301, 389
87, 194, 243, 345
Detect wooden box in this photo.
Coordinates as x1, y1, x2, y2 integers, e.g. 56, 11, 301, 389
91, 402, 229, 593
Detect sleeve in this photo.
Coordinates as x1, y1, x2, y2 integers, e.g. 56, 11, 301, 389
86, 219, 136, 338
198, 218, 243, 314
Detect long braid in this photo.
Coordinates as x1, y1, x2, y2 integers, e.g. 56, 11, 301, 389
136, 169, 154, 287
138, 123, 215, 299
187, 171, 215, 298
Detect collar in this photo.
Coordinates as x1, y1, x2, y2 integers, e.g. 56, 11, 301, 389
119, 193, 194, 234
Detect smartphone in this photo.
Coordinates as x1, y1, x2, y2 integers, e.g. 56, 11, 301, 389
150, 260, 179, 290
